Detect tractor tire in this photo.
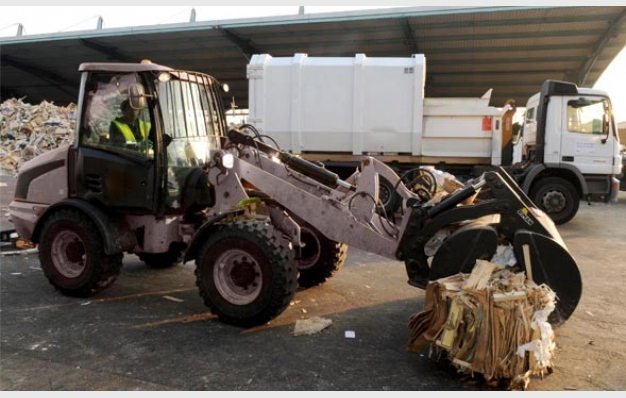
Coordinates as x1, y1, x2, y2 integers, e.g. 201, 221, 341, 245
137, 246, 184, 269
194, 221, 297, 328
530, 177, 580, 225
297, 223, 348, 289
38, 209, 123, 298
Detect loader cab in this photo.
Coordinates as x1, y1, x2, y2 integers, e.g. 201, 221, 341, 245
70, 62, 228, 215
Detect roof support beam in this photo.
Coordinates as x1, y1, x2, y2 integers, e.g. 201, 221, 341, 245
575, 8, 626, 86
218, 27, 261, 62
79, 39, 136, 63
400, 18, 419, 54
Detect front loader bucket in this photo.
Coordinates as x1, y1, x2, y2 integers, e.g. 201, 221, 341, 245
514, 231, 582, 326
398, 167, 583, 326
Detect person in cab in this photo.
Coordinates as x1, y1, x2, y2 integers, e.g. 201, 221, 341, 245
109, 99, 151, 150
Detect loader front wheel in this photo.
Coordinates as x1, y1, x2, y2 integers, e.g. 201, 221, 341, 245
297, 223, 348, 288
195, 222, 297, 328
530, 177, 579, 225
39, 209, 123, 298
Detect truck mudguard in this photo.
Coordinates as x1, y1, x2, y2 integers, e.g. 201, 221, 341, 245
521, 162, 587, 196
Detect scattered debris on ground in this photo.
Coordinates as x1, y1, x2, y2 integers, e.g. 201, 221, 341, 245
293, 317, 333, 336
1, 98, 76, 176
406, 259, 557, 390
162, 296, 185, 303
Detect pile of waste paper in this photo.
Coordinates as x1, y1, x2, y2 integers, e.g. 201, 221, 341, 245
0, 98, 76, 176
407, 258, 557, 390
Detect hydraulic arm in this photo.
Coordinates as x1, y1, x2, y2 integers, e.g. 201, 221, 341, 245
209, 130, 582, 325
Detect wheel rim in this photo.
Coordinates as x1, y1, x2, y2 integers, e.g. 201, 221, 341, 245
298, 228, 321, 271
379, 185, 391, 206
214, 249, 263, 306
539, 189, 567, 213
51, 230, 86, 278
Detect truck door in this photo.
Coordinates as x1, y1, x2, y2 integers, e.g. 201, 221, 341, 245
70, 72, 157, 212
559, 97, 616, 175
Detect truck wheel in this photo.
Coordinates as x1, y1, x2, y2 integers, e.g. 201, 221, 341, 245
379, 176, 401, 216
530, 177, 580, 225
297, 223, 348, 289
195, 221, 297, 328
38, 209, 123, 298
137, 246, 184, 269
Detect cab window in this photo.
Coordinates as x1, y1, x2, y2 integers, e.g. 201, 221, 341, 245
80, 73, 154, 159
566, 99, 606, 135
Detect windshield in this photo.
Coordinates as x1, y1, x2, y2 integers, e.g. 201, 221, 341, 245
158, 71, 227, 167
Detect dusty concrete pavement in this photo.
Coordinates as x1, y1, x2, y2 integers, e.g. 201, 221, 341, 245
1, 172, 625, 391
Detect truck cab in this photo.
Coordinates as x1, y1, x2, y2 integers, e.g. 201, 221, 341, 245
515, 80, 622, 224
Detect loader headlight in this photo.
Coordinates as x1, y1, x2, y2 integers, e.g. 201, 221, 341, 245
158, 72, 172, 83
221, 153, 235, 169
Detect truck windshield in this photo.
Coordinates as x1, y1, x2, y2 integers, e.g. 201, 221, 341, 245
158, 71, 227, 167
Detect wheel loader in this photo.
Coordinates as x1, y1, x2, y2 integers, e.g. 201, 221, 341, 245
8, 61, 582, 328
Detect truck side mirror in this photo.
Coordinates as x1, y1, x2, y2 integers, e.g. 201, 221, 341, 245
570, 98, 593, 108
602, 114, 610, 144
163, 134, 173, 148
511, 122, 523, 145
128, 83, 148, 109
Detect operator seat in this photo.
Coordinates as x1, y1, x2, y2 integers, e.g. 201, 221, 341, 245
167, 167, 215, 213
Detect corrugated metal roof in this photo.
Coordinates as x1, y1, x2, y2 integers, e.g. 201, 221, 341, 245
1, 6, 625, 109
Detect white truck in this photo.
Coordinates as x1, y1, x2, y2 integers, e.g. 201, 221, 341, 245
246, 53, 625, 224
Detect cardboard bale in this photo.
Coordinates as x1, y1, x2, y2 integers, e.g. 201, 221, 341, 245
407, 260, 557, 389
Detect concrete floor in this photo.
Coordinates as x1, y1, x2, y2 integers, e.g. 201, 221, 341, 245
1, 173, 625, 391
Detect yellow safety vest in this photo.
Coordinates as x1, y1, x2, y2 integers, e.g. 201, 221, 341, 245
113, 120, 150, 143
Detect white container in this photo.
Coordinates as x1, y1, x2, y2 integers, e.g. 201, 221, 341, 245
248, 53, 504, 166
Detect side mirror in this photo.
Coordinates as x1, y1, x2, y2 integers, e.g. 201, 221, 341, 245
163, 134, 173, 148
602, 114, 610, 144
511, 122, 523, 145
128, 83, 147, 109
569, 97, 593, 109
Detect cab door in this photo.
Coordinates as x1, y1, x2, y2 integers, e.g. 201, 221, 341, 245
69, 72, 157, 212
71, 146, 156, 212
559, 97, 616, 175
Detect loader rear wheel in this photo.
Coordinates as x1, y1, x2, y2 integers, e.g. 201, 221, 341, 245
530, 177, 579, 225
195, 221, 297, 328
39, 209, 123, 298
297, 223, 348, 289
